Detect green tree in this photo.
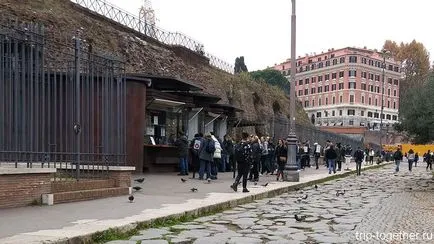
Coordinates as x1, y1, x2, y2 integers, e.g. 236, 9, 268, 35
397, 71, 434, 143
234, 56, 248, 74
249, 69, 290, 95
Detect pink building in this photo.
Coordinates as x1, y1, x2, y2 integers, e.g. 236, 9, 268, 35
274, 47, 401, 129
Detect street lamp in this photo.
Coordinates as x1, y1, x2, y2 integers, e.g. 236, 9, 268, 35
284, 0, 300, 182
380, 49, 390, 152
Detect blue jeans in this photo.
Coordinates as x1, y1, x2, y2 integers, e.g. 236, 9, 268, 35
220, 154, 227, 172
296, 157, 301, 170
395, 160, 400, 172
328, 159, 336, 174
179, 156, 188, 174
199, 159, 211, 179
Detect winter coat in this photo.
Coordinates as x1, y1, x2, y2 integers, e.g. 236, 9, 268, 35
275, 145, 288, 162
325, 147, 338, 160
211, 136, 222, 159
261, 141, 269, 155
199, 138, 214, 162
251, 142, 262, 162
175, 135, 189, 157
223, 139, 234, 155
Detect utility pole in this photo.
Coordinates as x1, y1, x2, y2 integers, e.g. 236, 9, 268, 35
380, 49, 389, 153
284, 0, 300, 182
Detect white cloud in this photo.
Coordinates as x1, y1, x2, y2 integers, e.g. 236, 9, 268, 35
107, 0, 433, 71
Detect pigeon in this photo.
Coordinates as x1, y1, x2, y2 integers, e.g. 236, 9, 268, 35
181, 178, 187, 183
134, 178, 145, 183
336, 190, 345, 196
254, 182, 258, 186
294, 214, 306, 222
133, 186, 142, 191
128, 195, 134, 203
190, 188, 198, 192
314, 184, 318, 190
302, 194, 308, 199
261, 183, 269, 187
296, 197, 302, 203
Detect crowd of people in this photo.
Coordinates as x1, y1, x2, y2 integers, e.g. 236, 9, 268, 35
173, 131, 433, 193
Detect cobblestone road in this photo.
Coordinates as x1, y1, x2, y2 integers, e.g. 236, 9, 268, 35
108, 164, 434, 244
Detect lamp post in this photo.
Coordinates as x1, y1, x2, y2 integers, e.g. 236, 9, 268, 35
380, 49, 390, 152
284, 0, 300, 182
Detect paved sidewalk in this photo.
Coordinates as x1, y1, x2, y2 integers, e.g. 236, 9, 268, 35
0, 163, 387, 244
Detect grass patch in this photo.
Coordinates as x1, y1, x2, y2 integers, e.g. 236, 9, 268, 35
88, 163, 390, 243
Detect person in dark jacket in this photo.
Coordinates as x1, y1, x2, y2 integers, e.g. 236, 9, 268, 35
175, 132, 189, 176
223, 134, 234, 172
198, 134, 214, 180
335, 143, 344, 171
189, 133, 203, 178
231, 132, 252, 193
393, 147, 403, 173
275, 139, 288, 181
248, 136, 262, 182
326, 144, 338, 174
354, 147, 364, 176
268, 139, 276, 175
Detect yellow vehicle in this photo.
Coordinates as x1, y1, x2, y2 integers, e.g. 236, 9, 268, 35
384, 144, 434, 155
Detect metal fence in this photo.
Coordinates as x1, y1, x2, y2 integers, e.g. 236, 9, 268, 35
0, 17, 126, 180
71, 0, 234, 74
270, 117, 363, 150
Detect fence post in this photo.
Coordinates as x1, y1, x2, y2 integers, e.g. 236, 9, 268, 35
74, 38, 81, 180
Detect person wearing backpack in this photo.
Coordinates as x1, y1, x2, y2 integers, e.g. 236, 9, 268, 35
393, 147, 403, 173
198, 133, 215, 180
248, 136, 262, 182
354, 147, 364, 176
210, 133, 222, 179
231, 132, 252, 193
189, 133, 203, 179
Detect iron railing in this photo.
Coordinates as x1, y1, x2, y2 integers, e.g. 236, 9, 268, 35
0, 17, 126, 180
71, 0, 234, 74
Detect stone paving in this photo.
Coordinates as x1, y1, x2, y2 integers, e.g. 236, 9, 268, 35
107, 164, 434, 244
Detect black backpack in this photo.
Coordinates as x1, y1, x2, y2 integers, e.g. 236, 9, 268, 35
205, 139, 216, 154
234, 141, 252, 164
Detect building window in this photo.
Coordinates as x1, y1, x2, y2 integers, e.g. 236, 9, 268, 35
333, 59, 338, 65
311, 64, 315, 70
332, 72, 337, 79
326, 60, 330, 67
388, 89, 391, 96
318, 57, 322, 62
392, 115, 397, 120
375, 75, 380, 81
311, 87, 316, 94
318, 62, 323, 68
332, 84, 337, 91
339, 96, 343, 103
394, 66, 399, 72
305, 89, 309, 95
312, 77, 316, 83
298, 90, 303, 96
305, 78, 310, 84
349, 120, 354, 125
349, 82, 356, 89
348, 109, 355, 116
325, 74, 330, 80
376, 86, 380, 93
361, 83, 367, 90
317, 112, 322, 118
368, 59, 374, 65
349, 56, 358, 63
388, 78, 393, 84
339, 110, 343, 116
393, 102, 396, 109
339, 71, 344, 78
361, 111, 365, 116
381, 114, 385, 119
298, 80, 303, 85
312, 100, 315, 107
339, 83, 344, 90
394, 79, 399, 85
362, 58, 367, 64
388, 64, 393, 71
370, 85, 374, 92
368, 97, 372, 105
387, 101, 390, 108
369, 73, 374, 80
325, 97, 328, 105
374, 112, 379, 118
318, 75, 323, 82
375, 99, 378, 106
318, 87, 323, 93
304, 100, 309, 107
340, 57, 345, 63
318, 98, 322, 106
361, 96, 365, 104
362, 72, 367, 79
324, 85, 329, 92
332, 110, 335, 116
368, 111, 373, 117
393, 90, 397, 96
348, 70, 357, 77
350, 95, 354, 103
332, 96, 336, 104
305, 65, 310, 71
386, 114, 391, 120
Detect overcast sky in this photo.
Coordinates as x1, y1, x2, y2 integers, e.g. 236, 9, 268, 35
107, 0, 433, 71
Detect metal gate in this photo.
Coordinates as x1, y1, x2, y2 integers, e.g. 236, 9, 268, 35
0, 17, 126, 180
